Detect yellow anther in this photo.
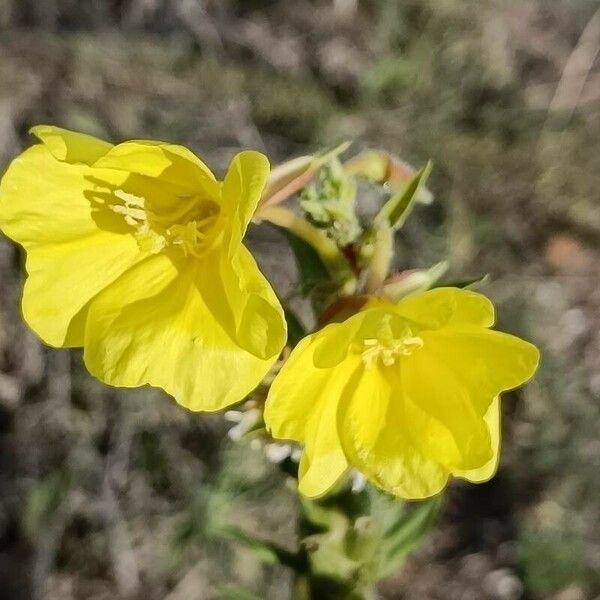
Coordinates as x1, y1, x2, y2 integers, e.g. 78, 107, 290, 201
114, 189, 145, 208
112, 190, 148, 227
110, 189, 220, 257
361, 334, 423, 368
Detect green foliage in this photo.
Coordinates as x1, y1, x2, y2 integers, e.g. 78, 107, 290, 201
520, 530, 588, 596
362, 56, 418, 103
136, 429, 171, 492
376, 495, 442, 578
297, 487, 442, 598
173, 483, 230, 549
280, 226, 333, 296
23, 470, 70, 538
3, 1, 592, 597
246, 70, 336, 144
300, 159, 361, 246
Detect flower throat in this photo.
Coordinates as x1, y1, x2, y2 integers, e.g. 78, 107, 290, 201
111, 189, 221, 257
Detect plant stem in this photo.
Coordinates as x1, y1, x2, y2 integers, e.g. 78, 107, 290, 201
259, 205, 356, 292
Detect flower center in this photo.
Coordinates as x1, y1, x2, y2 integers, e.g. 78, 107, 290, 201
361, 333, 423, 368
111, 189, 221, 257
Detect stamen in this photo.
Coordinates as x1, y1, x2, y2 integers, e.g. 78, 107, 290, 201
114, 189, 145, 208
111, 190, 148, 227
361, 334, 423, 368
167, 218, 219, 257
109, 189, 220, 257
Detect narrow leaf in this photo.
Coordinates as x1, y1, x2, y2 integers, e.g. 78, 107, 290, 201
376, 161, 432, 229
382, 261, 449, 300
377, 496, 442, 578
279, 227, 332, 294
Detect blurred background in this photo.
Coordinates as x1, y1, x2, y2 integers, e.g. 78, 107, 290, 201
0, 1, 599, 598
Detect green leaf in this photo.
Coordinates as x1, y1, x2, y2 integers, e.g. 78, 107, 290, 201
376, 161, 432, 229
377, 495, 442, 578
23, 470, 70, 537
173, 484, 228, 549
279, 226, 332, 295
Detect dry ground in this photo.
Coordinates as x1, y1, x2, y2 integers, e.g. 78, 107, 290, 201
0, 1, 599, 599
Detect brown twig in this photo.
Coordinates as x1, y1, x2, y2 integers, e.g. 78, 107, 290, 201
545, 7, 600, 127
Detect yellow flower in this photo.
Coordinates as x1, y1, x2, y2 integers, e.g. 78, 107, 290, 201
265, 287, 539, 499
0, 126, 286, 410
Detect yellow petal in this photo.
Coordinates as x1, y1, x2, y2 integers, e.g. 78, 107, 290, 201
217, 246, 286, 360
83, 252, 279, 411
266, 333, 355, 497
454, 397, 501, 482
0, 145, 143, 347
264, 336, 320, 440
313, 308, 405, 368
93, 140, 220, 198
402, 349, 493, 470
31, 125, 113, 164
297, 393, 349, 498
265, 337, 358, 442
375, 364, 465, 471
298, 451, 348, 498
394, 287, 495, 329
312, 318, 361, 368
221, 151, 270, 252
338, 365, 449, 499
424, 327, 540, 412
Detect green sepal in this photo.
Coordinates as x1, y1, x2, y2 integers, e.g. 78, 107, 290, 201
382, 261, 449, 301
